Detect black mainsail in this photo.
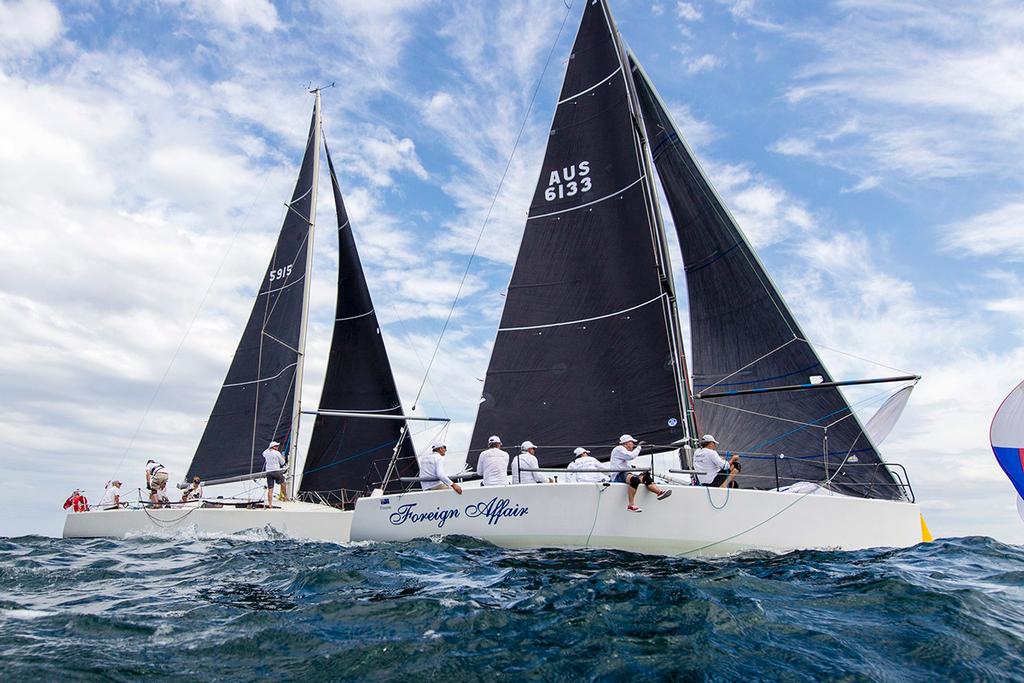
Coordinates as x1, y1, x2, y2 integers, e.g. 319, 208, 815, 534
468, 0, 690, 469
188, 105, 319, 483
629, 55, 903, 500
299, 146, 417, 502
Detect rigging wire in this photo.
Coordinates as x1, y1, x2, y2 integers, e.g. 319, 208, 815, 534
410, 0, 576, 411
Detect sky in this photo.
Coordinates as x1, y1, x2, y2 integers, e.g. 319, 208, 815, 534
1, 0, 1022, 543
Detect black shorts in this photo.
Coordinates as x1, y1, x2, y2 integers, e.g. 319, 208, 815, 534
613, 471, 653, 489
704, 471, 738, 488
266, 471, 286, 488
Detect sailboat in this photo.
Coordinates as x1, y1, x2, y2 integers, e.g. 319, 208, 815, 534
63, 91, 425, 541
348, 0, 929, 555
992, 380, 1024, 524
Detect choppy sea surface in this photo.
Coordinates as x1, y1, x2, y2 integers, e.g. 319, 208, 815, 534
1, 533, 1022, 682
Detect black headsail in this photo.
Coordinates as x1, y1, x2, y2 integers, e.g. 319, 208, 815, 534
469, 0, 689, 469
298, 144, 417, 502
629, 54, 904, 500
188, 104, 319, 483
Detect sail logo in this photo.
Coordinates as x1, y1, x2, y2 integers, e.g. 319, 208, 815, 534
544, 161, 592, 201
269, 264, 293, 283
388, 496, 529, 529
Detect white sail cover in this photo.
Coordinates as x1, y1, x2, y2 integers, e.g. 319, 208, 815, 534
865, 385, 914, 446
991, 379, 1024, 524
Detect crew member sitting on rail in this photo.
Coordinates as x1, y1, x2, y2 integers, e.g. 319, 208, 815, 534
262, 441, 287, 508
567, 447, 607, 483
511, 441, 550, 484
100, 480, 122, 509
63, 489, 89, 512
476, 435, 510, 487
181, 476, 203, 503
145, 460, 169, 507
419, 441, 463, 494
610, 434, 671, 512
693, 434, 740, 488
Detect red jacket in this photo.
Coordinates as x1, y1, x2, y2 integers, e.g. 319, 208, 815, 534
63, 494, 89, 512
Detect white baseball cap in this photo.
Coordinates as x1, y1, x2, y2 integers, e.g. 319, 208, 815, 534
488, 435, 501, 444
700, 434, 719, 444
269, 441, 281, 448
520, 440, 536, 450
573, 447, 590, 457
619, 434, 636, 444
431, 441, 446, 451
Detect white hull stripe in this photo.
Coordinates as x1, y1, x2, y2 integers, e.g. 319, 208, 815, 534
336, 309, 374, 322
528, 175, 645, 220
499, 293, 665, 332
557, 66, 622, 104
223, 362, 298, 388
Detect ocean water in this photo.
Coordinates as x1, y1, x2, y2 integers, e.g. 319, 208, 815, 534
1, 534, 1022, 682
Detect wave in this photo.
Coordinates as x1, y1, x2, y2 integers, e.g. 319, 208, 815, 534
0, 535, 1022, 681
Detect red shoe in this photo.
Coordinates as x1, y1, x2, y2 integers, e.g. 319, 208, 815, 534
627, 505, 642, 513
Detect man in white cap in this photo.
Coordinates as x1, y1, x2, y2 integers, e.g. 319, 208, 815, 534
693, 434, 740, 488
567, 447, 607, 483
262, 441, 287, 508
101, 480, 123, 509
609, 434, 671, 512
476, 435, 510, 487
511, 441, 550, 484
419, 441, 463, 494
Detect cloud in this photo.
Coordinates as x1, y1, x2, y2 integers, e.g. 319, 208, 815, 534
676, 2, 702, 21
0, 0, 62, 57
176, 0, 280, 32
945, 200, 1024, 261
686, 53, 721, 74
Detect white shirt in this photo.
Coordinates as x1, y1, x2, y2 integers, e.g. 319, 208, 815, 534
263, 448, 286, 472
511, 451, 545, 484
476, 448, 509, 487
609, 444, 641, 472
100, 484, 121, 507
418, 452, 453, 489
693, 447, 728, 484
568, 456, 607, 483
184, 483, 203, 501
146, 462, 166, 477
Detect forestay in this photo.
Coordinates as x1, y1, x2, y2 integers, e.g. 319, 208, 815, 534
629, 55, 903, 500
188, 107, 318, 482
299, 146, 417, 501
469, 0, 688, 470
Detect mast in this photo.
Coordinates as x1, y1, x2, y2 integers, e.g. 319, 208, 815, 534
288, 89, 321, 498
602, 6, 696, 448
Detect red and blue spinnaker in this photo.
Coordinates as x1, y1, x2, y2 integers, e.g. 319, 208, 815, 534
991, 379, 1024, 523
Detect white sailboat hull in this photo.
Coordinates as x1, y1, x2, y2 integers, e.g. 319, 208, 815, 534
349, 482, 925, 557
62, 500, 352, 543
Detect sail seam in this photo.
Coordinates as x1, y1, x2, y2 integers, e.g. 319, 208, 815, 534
528, 175, 645, 220
498, 293, 665, 332
557, 66, 622, 104
338, 219, 350, 231
223, 362, 298, 388
336, 309, 374, 322
262, 330, 299, 354
259, 276, 305, 297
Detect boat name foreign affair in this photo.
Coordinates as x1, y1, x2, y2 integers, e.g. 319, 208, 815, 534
385, 496, 530, 529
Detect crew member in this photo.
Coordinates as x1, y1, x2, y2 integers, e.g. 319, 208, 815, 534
101, 480, 122, 509
145, 460, 169, 507
511, 440, 549, 484
63, 489, 89, 512
262, 441, 287, 508
476, 435, 510, 487
181, 476, 203, 502
693, 434, 740, 488
610, 434, 672, 512
567, 447, 607, 483
419, 441, 463, 494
